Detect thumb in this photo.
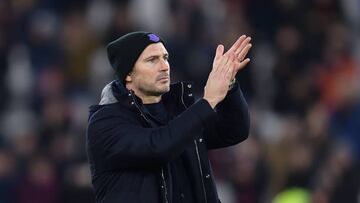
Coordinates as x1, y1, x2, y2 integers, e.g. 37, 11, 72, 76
213, 44, 224, 69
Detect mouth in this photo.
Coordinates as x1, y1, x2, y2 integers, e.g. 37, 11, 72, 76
156, 75, 170, 82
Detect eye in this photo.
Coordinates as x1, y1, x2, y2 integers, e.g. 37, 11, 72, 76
164, 55, 169, 61
147, 57, 158, 63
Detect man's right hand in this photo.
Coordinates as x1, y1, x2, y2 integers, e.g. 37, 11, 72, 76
203, 45, 236, 109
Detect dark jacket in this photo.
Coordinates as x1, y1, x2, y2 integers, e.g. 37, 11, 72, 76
86, 80, 250, 203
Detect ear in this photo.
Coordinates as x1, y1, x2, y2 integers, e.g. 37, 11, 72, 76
125, 72, 132, 82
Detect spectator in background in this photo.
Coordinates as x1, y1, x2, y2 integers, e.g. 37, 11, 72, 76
0, 150, 17, 203
17, 156, 60, 203
0, 0, 359, 202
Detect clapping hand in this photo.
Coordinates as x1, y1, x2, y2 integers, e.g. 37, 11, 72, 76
203, 35, 252, 109
225, 35, 252, 80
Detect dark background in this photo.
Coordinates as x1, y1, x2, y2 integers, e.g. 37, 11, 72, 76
0, 0, 359, 202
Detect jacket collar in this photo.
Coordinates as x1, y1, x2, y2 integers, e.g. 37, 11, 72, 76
97, 80, 195, 110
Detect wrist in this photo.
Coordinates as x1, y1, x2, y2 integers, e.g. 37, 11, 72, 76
228, 78, 236, 91
203, 97, 217, 109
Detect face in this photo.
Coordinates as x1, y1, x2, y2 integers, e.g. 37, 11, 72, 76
125, 43, 170, 101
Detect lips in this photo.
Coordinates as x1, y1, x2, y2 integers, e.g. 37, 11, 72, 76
156, 74, 170, 81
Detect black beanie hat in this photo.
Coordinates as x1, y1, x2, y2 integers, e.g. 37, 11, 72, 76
106, 31, 165, 82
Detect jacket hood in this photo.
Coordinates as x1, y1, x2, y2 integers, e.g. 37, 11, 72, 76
99, 81, 118, 105
88, 80, 195, 121
99, 80, 138, 105
88, 80, 132, 120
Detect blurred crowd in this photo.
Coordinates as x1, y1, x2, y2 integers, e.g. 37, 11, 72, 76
0, 0, 359, 202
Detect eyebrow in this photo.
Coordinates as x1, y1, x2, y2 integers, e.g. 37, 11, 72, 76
144, 53, 169, 60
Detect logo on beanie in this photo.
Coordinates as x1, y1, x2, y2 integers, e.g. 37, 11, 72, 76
148, 33, 160, 42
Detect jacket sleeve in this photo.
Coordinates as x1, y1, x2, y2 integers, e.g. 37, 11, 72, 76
87, 99, 215, 170
203, 81, 250, 149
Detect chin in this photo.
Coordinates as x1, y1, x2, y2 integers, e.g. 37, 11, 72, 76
161, 86, 170, 94
158, 85, 170, 94
148, 85, 169, 96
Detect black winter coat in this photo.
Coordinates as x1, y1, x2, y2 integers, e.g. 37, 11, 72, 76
86, 80, 250, 203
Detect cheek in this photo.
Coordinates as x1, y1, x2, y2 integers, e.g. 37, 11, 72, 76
133, 71, 156, 85
131, 63, 160, 83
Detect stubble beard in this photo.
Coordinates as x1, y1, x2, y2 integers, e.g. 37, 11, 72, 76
139, 82, 170, 97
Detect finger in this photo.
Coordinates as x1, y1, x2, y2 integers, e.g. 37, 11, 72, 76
214, 44, 224, 61
213, 44, 224, 69
235, 36, 251, 56
236, 58, 251, 72
237, 43, 252, 62
230, 58, 250, 79
228, 35, 246, 53
213, 45, 224, 73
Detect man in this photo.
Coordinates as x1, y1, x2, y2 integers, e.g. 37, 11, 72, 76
86, 31, 252, 203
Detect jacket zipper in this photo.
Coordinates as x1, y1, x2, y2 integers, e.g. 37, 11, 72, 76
129, 92, 169, 203
180, 82, 208, 203
161, 168, 169, 203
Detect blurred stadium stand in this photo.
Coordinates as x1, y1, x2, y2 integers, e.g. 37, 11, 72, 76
0, 0, 359, 202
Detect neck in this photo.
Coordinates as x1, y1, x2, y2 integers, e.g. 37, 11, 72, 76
139, 94, 162, 104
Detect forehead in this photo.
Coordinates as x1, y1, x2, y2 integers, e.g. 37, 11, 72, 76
139, 43, 168, 58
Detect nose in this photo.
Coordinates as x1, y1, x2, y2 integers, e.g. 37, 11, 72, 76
159, 58, 170, 72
